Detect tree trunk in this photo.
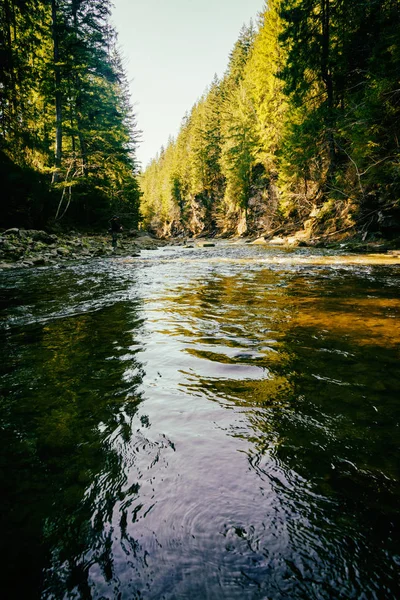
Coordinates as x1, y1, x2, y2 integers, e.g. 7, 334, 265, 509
51, 0, 62, 184
321, 0, 336, 180
71, 1, 88, 177
3, 0, 17, 120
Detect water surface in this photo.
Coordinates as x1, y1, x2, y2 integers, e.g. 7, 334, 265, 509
1, 242, 399, 599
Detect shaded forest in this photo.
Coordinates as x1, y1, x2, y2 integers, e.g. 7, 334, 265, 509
140, 0, 400, 241
1, 0, 141, 230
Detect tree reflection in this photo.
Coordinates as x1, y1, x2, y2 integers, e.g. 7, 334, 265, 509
0, 300, 146, 598
166, 267, 400, 517
156, 265, 400, 597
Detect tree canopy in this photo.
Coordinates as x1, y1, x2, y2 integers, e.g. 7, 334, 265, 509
140, 0, 400, 239
1, 0, 141, 229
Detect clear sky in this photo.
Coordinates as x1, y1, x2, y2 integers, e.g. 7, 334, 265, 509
111, 0, 265, 169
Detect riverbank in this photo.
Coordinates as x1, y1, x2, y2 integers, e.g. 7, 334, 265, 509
1, 226, 400, 270
0, 228, 167, 270
247, 232, 400, 253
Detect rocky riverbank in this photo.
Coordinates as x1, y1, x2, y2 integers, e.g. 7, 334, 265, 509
0, 228, 166, 270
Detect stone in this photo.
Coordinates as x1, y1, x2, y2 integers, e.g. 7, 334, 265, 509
269, 236, 286, 245
20, 229, 57, 244
201, 243, 215, 247
4, 228, 20, 236
31, 256, 47, 265
250, 236, 267, 245
34, 231, 58, 244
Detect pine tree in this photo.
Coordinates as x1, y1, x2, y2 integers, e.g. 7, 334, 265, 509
0, 0, 141, 229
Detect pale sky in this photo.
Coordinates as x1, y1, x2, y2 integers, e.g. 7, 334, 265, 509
111, 0, 265, 169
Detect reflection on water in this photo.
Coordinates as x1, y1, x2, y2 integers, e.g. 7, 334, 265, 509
0, 244, 399, 599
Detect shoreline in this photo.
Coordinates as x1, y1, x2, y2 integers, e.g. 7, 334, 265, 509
1, 227, 399, 271
0, 228, 167, 270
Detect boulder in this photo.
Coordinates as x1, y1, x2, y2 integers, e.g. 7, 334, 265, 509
31, 256, 48, 265
134, 235, 159, 248
250, 236, 267, 245
269, 236, 286, 245
3, 228, 20, 236
19, 229, 57, 244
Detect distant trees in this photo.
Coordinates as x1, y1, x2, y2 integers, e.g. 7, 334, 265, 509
1, 0, 141, 229
140, 0, 400, 239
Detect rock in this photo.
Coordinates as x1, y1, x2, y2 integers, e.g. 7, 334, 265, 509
3, 243, 23, 258
3, 228, 20, 236
134, 235, 160, 249
31, 256, 48, 265
35, 231, 57, 244
201, 243, 215, 247
137, 231, 156, 238
286, 236, 309, 247
250, 236, 267, 245
20, 229, 57, 244
126, 229, 140, 238
269, 236, 287, 245
56, 247, 69, 256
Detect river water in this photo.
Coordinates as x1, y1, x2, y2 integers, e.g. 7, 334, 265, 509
0, 242, 399, 599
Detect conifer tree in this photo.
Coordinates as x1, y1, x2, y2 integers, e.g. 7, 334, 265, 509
1, 0, 141, 229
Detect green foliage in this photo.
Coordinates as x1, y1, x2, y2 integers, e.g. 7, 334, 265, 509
141, 0, 400, 238
0, 0, 141, 229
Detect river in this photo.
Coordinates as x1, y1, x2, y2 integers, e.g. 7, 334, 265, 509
1, 241, 399, 599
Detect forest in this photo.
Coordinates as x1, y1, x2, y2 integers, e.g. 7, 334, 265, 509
1, 0, 141, 230
141, 0, 400, 242
1, 0, 400, 242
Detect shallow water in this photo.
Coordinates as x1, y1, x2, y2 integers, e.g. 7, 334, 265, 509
1, 242, 399, 599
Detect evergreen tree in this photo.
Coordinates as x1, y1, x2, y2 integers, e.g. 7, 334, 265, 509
0, 0, 141, 229
140, 0, 400, 238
